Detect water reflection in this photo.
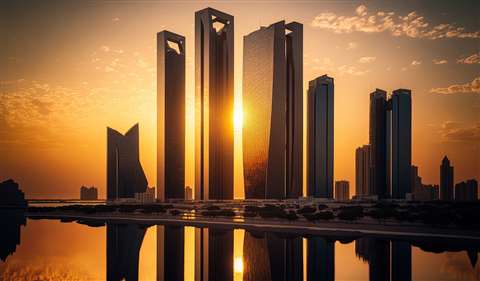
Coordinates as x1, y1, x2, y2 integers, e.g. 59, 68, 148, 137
1, 219, 479, 281
0, 210, 26, 262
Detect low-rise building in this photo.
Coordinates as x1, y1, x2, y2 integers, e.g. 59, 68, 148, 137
80, 186, 98, 200
335, 180, 350, 201
455, 179, 478, 201
134, 187, 156, 204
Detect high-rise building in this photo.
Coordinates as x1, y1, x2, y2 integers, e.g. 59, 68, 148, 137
440, 156, 454, 200
369, 89, 388, 199
195, 8, 234, 200
391, 89, 412, 199
157, 31, 186, 201
335, 180, 349, 201
243, 21, 303, 199
80, 186, 98, 200
107, 124, 148, 201
355, 145, 370, 197
455, 179, 478, 201
307, 75, 334, 198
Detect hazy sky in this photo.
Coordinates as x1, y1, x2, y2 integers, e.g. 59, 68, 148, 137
1, 0, 479, 198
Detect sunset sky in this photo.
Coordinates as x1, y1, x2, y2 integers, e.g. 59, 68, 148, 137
1, 0, 479, 198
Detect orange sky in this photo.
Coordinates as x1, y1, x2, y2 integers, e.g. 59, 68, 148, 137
0, 1, 479, 198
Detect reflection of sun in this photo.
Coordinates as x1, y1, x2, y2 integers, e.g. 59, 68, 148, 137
234, 257, 244, 273
234, 107, 244, 132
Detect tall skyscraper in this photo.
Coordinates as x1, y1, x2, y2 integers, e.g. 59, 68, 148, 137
195, 228, 233, 281
307, 75, 334, 198
157, 31, 186, 201
440, 156, 454, 200
335, 180, 349, 201
107, 124, 148, 200
195, 8, 234, 200
391, 89, 412, 199
243, 21, 303, 199
455, 179, 478, 201
355, 145, 370, 197
369, 89, 388, 198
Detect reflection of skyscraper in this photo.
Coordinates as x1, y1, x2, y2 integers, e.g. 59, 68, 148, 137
157, 31, 185, 201
0, 210, 26, 262
391, 89, 412, 199
355, 145, 370, 197
106, 223, 146, 281
195, 228, 233, 281
195, 8, 234, 200
243, 21, 303, 199
355, 238, 390, 281
369, 89, 388, 198
307, 75, 334, 198
440, 156, 454, 200
157, 225, 184, 281
392, 241, 411, 281
243, 231, 271, 280
306, 237, 334, 281
107, 124, 148, 200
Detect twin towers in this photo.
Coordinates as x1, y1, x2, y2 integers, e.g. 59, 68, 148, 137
157, 7, 333, 201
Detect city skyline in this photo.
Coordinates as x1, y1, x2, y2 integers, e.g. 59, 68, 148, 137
1, 1, 479, 199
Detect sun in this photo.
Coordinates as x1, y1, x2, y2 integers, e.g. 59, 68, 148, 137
234, 257, 244, 273
234, 106, 244, 132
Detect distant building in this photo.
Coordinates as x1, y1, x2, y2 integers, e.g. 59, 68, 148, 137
195, 8, 234, 201
157, 31, 186, 202
134, 187, 155, 204
185, 186, 193, 200
411, 165, 439, 201
355, 145, 370, 198
455, 179, 478, 201
107, 124, 148, 201
243, 20, 303, 199
335, 181, 349, 201
80, 186, 98, 200
0, 179, 26, 207
307, 75, 334, 199
440, 156, 454, 200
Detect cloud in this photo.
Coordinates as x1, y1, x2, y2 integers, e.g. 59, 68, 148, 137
358, 56, 376, 63
346, 42, 357, 50
410, 60, 422, 66
430, 76, 480, 94
100, 45, 110, 52
457, 53, 480, 64
112, 17, 120, 22
433, 59, 448, 64
338, 65, 369, 76
439, 121, 480, 143
311, 5, 480, 39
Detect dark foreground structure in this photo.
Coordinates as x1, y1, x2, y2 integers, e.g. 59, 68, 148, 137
0, 179, 27, 207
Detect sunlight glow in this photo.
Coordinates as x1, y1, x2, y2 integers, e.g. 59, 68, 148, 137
234, 257, 244, 273
234, 106, 244, 133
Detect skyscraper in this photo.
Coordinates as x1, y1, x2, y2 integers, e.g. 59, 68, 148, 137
335, 180, 349, 201
107, 124, 148, 200
369, 89, 388, 198
157, 31, 186, 201
355, 145, 370, 197
440, 156, 454, 200
307, 75, 334, 198
195, 8, 234, 200
243, 21, 303, 199
455, 179, 478, 201
391, 89, 412, 199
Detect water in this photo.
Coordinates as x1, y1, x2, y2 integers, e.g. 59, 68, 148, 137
1, 214, 479, 280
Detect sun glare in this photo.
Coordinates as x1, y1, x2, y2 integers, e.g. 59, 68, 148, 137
234, 106, 244, 132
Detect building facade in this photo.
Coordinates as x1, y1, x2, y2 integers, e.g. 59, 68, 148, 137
107, 124, 148, 200
307, 75, 334, 198
157, 30, 186, 201
335, 180, 349, 201
80, 186, 98, 200
391, 89, 412, 199
355, 145, 370, 197
195, 8, 234, 200
440, 156, 454, 200
455, 179, 478, 201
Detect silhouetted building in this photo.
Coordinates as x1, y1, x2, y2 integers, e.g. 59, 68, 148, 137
455, 179, 478, 201
0, 210, 26, 262
107, 124, 148, 201
243, 20, 303, 199
157, 31, 186, 201
106, 223, 146, 281
307, 75, 334, 198
391, 89, 412, 199
412, 166, 439, 201
185, 186, 193, 200
0, 179, 27, 207
307, 237, 334, 281
134, 187, 155, 204
195, 227, 233, 281
335, 180, 349, 201
355, 145, 370, 197
195, 7, 234, 201
369, 89, 389, 199
440, 156, 454, 200
80, 186, 98, 200
157, 225, 184, 281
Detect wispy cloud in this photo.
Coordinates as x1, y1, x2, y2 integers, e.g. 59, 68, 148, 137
346, 42, 357, 50
457, 53, 480, 64
439, 121, 480, 143
358, 56, 376, 63
338, 65, 369, 76
433, 59, 448, 65
410, 60, 422, 66
430, 76, 480, 94
311, 4, 480, 39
